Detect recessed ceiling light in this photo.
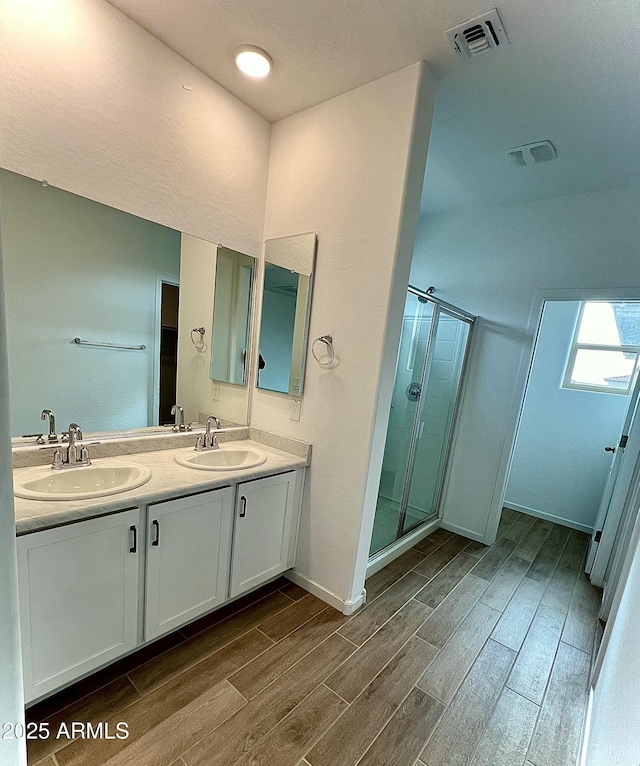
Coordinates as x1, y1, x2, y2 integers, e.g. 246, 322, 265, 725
234, 46, 273, 79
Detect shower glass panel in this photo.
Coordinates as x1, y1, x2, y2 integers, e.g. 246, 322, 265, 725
370, 294, 434, 555
370, 289, 474, 558
402, 311, 470, 534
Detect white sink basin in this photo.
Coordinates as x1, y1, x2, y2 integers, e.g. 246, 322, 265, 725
14, 460, 151, 501
175, 444, 267, 471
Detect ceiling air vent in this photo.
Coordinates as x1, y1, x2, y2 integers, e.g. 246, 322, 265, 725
506, 141, 557, 167
445, 9, 509, 58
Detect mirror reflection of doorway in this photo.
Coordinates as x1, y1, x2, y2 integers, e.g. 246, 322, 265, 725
369, 287, 475, 557
159, 282, 179, 425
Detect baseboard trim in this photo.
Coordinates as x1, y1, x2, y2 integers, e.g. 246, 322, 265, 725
440, 520, 485, 543
284, 571, 366, 615
366, 518, 441, 578
503, 502, 594, 534
577, 686, 594, 766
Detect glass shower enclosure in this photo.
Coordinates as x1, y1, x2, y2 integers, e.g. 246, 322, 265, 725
370, 286, 475, 557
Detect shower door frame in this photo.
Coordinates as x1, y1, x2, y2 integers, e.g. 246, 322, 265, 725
392, 286, 476, 543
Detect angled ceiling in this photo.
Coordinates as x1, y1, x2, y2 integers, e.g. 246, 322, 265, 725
108, 0, 640, 214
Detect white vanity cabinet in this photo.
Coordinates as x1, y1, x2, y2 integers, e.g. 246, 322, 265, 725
230, 471, 300, 598
17, 509, 141, 704
144, 487, 234, 641
16, 463, 305, 704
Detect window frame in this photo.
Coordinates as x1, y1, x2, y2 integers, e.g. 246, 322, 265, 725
562, 302, 640, 396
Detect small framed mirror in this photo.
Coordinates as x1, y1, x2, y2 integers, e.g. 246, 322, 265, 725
257, 232, 317, 396
210, 246, 256, 386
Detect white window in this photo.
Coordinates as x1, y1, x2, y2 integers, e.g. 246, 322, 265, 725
563, 301, 640, 395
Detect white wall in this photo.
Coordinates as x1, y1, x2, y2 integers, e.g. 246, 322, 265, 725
412, 186, 640, 543
585, 527, 640, 765
252, 63, 437, 608
0, 169, 180, 435
505, 300, 628, 532
0, 232, 26, 764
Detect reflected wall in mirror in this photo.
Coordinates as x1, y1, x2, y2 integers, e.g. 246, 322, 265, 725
0, 169, 180, 438
210, 247, 255, 386
0, 169, 251, 440
257, 232, 317, 396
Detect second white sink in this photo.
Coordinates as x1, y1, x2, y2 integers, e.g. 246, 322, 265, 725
175, 444, 267, 471
14, 460, 152, 501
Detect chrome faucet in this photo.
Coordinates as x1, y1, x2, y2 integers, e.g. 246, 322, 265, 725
40, 409, 58, 442
50, 423, 92, 469
195, 416, 223, 451
67, 423, 82, 448
171, 404, 186, 432
206, 416, 221, 449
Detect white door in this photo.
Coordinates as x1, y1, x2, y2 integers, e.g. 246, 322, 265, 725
145, 487, 234, 640
230, 472, 297, 598
588, 373, 640, 586
17, 509, 141, 704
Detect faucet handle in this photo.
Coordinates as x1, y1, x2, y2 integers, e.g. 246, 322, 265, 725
24, 433, 46, 444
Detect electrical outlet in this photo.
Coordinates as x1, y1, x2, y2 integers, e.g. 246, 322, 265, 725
211, 381, 220, 401
290, 399, 301, 422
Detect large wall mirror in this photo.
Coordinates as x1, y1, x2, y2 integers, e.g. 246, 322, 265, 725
0, 169, 253, 441
257, 232, 317, 396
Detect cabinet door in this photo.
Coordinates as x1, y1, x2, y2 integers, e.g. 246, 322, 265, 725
145, 487, 233, 641
230, 471, 297, 598
17, 509, 141, 704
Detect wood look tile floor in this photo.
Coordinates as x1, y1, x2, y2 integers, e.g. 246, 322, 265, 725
27, 510, 600, 766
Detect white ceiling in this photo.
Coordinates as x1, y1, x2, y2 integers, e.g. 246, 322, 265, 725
108, 0, 640, 214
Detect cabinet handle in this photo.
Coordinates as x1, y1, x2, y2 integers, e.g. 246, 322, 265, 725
239, 496, 247, 518
129, 524, 137, 554
152, 519, 160, 547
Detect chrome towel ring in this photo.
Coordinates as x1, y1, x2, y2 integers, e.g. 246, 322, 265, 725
191, 327, 206, 351
311, 335, 335, 366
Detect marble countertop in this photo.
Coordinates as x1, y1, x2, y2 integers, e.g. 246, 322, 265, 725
14, 439, 308, 535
